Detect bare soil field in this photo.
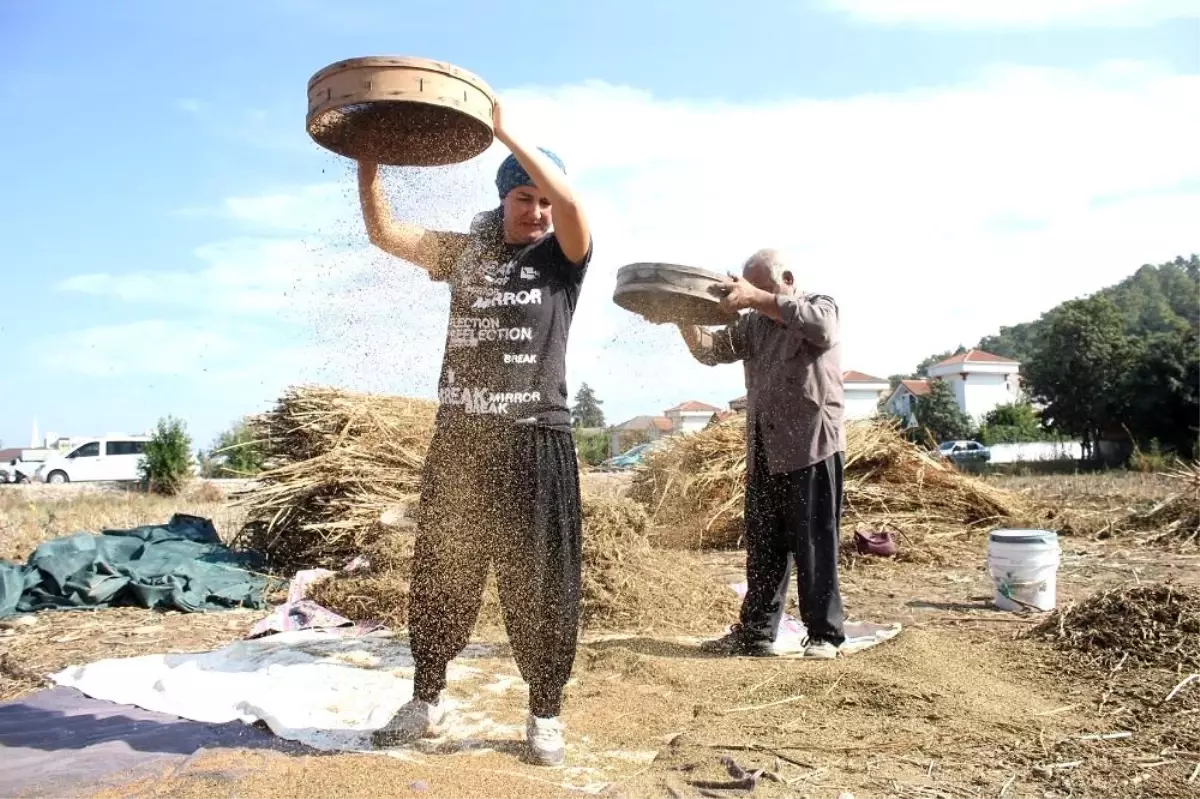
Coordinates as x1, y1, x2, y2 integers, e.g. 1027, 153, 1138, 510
1, 472, 1197, 798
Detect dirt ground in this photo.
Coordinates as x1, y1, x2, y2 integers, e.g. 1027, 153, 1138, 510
2, 473, 1198, 798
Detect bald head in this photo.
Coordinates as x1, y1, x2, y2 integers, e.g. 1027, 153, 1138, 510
742, 248, 796, 296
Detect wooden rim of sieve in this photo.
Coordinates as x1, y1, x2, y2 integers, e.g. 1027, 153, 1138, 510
307, 56, 494, 97
305, 56, 497, 166
613, 262, 739, 325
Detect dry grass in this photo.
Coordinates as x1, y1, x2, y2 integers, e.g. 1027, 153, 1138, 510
1123, 464, 1200, 544
992, 465, 1200, 545
0, 482, 245, 562
987, 470, 1179, 506
629, 414, 1027, 558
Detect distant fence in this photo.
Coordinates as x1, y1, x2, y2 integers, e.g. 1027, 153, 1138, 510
988, 441, 1082, 464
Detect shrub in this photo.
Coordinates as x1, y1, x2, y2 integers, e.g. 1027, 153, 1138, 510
204, 420, 266, 478
575, 430, 611, 466
140, 416, 193, 495
1129, 438, 1180, 473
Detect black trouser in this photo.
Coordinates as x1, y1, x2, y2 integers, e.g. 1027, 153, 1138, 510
739, 429, 846, 647
408, 418, 582, 718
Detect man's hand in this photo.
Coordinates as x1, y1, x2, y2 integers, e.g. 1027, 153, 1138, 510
716, 275, 772, 314
677, 323, 702, 348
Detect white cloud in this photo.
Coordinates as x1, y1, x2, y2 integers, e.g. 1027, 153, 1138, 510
52, 60, 1200, 428
175, 98, 209, 115
42, 320, 248, 378
56, 237, 377, 316
823, 0, 1198, 28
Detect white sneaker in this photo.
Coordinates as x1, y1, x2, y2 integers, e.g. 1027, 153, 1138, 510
803, 640, 839, 660
372, 698, 445, 748
526, 714, 566, 766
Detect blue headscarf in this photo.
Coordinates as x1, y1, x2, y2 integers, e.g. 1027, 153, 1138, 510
495, 148, 566, 199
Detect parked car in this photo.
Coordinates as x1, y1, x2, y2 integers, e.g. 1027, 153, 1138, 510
599, 441, 664, 471
2, 459, 36, 483
2, 450, 55, 484
34, 436, 152, 484
934, 439, 991, 464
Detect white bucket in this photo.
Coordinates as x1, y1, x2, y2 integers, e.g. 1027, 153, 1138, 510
987, 529, 1061, 612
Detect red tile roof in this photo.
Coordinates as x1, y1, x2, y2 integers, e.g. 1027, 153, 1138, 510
843, 370, 887, 383
901, 379, 931, 396
934, 349, 1019, 367
614, 415, 675, 432
665, 400, 722, 413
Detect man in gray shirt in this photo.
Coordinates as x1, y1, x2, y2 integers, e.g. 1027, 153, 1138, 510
678, 249, 846, 659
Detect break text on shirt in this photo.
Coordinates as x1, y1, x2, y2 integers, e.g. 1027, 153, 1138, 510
438, 386, 543, 416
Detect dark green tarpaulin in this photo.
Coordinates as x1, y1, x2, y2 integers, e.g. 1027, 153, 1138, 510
0, 514, 269, 618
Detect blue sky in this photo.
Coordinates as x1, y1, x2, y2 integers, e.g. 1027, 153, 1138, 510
1, 0, 1198, 450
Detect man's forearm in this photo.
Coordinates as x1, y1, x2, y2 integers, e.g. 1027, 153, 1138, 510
680, 325, 742, 365
745, 290, 784, 323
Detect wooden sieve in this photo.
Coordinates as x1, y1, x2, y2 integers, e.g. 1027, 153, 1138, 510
613, 263, 740, 327
306, 56, 496, 166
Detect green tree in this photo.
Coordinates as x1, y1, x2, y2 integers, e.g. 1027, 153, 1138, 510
978, 401, 1050, 445
914, 348, 962, 377
140, 416, 193, 495
574, 429, 610, 466
1023, 296, 1134, 462
1123, 326, 1200, 459
978, 255, 1198, 357
570, 383, 606, 428
913, 380, 974, 444
908, 254, 1198, 460
203, 420, 266, 478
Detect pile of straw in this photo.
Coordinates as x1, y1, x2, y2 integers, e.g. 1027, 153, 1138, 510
629, 414, 1025, 550
232, 386, 437, 569
237, 386, 738, 632
1125, 464, 1200, 545
307, 494, 738, 632
1027, 583, 1200, 672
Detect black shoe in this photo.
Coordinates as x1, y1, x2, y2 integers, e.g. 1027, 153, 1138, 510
699, 625, 775, 657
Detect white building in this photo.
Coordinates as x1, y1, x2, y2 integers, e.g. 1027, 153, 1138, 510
885, 349, 1023, 426
926, 350, 1022, 421
730, 371, 890, 421
664, 401, 722, 434
843, 371, 891, 419
886, 379, 931, 426
608, 400, 722, 457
